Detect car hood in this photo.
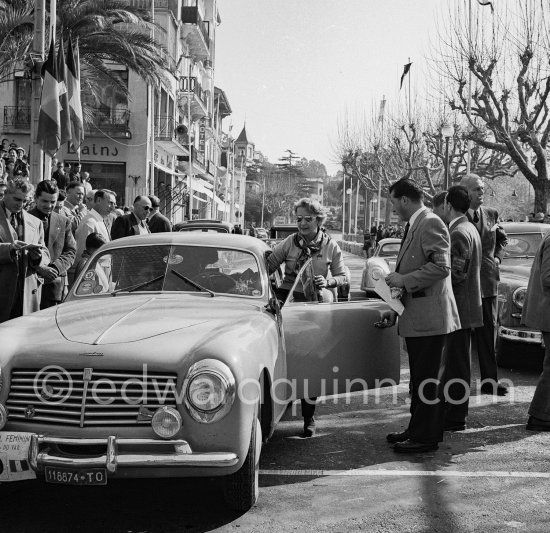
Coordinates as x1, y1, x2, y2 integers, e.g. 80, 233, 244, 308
500, 258, 533, 280
56, 295, 261, 345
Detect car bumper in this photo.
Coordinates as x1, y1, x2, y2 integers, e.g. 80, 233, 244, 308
29, 434, 239, 473
498, 325, 545, 346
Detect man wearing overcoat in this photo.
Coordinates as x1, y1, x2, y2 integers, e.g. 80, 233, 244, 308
460, 174, 508, 395
435, 186, 483, 430
521, 228, 550, 431
385, 179, 460, 453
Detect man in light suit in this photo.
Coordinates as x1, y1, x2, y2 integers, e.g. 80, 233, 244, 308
28, 180, 76, 308
521, 229, 550, 431
435, 186, 483, 431
0, 178, 50, 322
74, 189, 115, 266
460, 174, 508, 395
385, 179, 460, 453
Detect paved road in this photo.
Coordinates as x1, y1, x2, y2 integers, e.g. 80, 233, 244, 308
1, 251, 549, 532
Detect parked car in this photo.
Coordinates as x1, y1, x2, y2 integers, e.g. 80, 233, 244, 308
360, 238, 401, 296
254, 227, 268, 240
267, 224, 297, 246
173, 219, 234, 233
497, 222, 550, 369
0, 233, 400, 511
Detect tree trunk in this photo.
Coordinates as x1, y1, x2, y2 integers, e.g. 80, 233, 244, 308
531, 178, 550, 214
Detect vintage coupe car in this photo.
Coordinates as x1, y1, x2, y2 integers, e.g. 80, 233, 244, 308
497, 222, 550, 369
0, 233, 399, 511
360, 238, 401, 296
173, 219, 234, 233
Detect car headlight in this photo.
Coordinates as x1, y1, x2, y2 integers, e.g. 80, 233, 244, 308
512, 287, 527, 309
151, 406, 182, 439
0, 404, 7, 430
184, 359, 235, 423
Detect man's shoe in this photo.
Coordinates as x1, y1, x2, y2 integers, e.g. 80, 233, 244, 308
393, 439, 438, 453
386, 430, 410, 444
444, 423, 466, 432
303, 417, 316, 438
526, 416, 550, 431
480, 382, 508, 396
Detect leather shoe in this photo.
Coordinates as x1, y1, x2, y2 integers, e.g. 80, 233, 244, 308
386, 430, 410, 444
303, 417, 316, 438
393, 439, 438, 453
480, 382, 508, 396
526, 416, 550, 431
444, 423, 466, 432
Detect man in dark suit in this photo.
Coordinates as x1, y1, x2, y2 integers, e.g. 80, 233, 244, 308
385, 179, 460, 453
147, 195, 172, 233
460, 174, 509, 395
0, 178, 50, 322
28, 180, 76, 308
51, 161, 68, 190
521, 228, 550, 431
435, 186, 483, 431
111, 195, 152, 240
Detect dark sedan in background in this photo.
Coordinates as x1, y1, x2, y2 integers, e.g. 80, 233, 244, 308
497, 222, 550, 369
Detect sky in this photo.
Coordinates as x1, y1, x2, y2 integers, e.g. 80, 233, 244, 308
215, 0, 443, 175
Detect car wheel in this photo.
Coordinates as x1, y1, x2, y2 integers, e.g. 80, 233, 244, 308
223, 403, 262, 512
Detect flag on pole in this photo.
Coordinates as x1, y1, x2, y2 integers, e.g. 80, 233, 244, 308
400, 62, 412, 90
477, 0, 494, 13
57, 39, 72, 144
67, 35, 84, 151
378, 97, 386, 123
37, 37, 61, 156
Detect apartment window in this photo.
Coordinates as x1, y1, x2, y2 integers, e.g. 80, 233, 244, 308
15, 78, 31, 107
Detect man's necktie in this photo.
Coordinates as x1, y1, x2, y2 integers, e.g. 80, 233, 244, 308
401, 222, 410, 245
473, 210, 480, 223
10, 212, 17, 232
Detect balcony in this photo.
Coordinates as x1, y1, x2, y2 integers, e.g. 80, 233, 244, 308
177, 76, 208, 119
86, 107, 131, 138
177, 146, 207, 174
154, 115, 188, 156
3, 106, 31, 131
181, 6, 210, 60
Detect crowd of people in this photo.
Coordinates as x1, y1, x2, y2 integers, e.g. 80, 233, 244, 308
382, 174, 550, 454
0, 172, 173, 320
2, 171, 550, 447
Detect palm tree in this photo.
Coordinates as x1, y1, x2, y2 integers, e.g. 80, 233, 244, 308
0, 0, 168, 114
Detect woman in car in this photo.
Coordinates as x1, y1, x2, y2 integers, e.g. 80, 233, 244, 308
267, 197, 348, 437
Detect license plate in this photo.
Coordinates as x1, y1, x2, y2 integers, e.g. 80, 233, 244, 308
44, 467, 107, 486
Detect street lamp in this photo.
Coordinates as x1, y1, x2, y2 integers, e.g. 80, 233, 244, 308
441, 123, 454, 190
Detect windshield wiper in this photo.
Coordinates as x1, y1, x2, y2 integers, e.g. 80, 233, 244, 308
111, 274, 165, 295
169, 269, 215, 297
505, 255, 535, 259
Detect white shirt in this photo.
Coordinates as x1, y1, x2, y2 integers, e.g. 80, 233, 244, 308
75, 208, 110, 264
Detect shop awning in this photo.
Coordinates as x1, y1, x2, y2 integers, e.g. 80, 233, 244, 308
154, 161, 184, 176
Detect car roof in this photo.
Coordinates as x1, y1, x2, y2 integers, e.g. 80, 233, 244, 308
378, 238, 401, 245
270, 224, 296, 230
101, 232, 271, 254
501, 222, 550, 233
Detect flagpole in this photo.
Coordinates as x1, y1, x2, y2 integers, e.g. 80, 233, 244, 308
466, 0, 472, 175
30, 0, 47, 184
408, 56, 411, 124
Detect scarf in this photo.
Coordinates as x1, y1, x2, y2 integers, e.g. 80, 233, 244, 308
293, 228, 329, 271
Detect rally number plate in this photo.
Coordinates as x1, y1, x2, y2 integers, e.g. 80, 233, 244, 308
44, 467, 107, 486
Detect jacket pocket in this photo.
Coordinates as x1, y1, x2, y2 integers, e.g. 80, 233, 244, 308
408, 295, 443, 332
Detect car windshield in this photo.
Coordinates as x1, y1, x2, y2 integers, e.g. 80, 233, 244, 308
74, 244, 263, 297
270, 227, 295, 239
503, 233, 542, 258
378, 243, 401, 257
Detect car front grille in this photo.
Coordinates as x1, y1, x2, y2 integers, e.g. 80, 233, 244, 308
6, 368, 179, 427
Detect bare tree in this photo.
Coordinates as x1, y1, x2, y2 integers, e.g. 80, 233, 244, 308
437, 0, 550, 212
